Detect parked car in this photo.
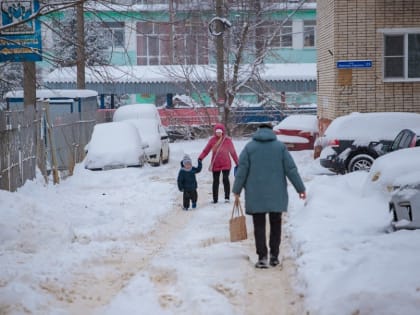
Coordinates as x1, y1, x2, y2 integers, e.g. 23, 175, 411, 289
273, 114, 318, 151
319, 112, 420, 173
389, 183, 420, 231
85, 122, 147, 171
364, 147, 420, 231
365, 146, 420, 193
385, 128, 420, 153
123, 118, 170, 166
113, 104, 170, 166
113, 103, 162, 122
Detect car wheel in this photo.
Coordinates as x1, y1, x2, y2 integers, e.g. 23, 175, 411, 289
347, 154, 375, 172
163, 148, 170, 164
153, 151, 162, 167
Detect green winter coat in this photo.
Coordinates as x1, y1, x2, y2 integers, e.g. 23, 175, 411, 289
232, 127, 305, 214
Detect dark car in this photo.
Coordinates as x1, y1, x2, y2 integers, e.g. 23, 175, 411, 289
386, 128, 420, 152
319, 112, 420, 174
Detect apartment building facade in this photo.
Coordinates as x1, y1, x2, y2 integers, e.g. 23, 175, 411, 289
42, 0, 317, 106
317, 0, 420, 133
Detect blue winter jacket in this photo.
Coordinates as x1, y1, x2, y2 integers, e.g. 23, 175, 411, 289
232, 128, 305, 214
177, 160, 202, 192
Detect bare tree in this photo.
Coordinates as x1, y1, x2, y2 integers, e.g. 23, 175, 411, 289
0, 0, 310, 118
0, 62, 24, 101
158, 0, 310, 132
46, 9, 109, 67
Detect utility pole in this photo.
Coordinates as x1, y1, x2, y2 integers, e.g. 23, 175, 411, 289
215, 0, 226, 126
23, 61, 38, 182
169, 0, 174, 64
23, 62, 36, 108
76, 1, 85, 89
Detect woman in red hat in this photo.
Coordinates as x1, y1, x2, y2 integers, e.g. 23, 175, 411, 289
198, 123, 239, 203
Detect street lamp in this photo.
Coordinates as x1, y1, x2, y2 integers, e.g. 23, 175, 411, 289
208, 17, 232, 36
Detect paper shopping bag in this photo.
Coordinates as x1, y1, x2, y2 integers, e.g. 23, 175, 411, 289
229, 200, 247, 242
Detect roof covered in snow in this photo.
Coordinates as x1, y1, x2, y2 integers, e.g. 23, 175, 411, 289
43, 64, 317, 95
4, 89, 98, 100
45, 64, 316, 84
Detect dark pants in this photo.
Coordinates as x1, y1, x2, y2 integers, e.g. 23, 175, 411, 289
183, 190, 197, 208
212, 170, 230, 202
252, 212, 282, 259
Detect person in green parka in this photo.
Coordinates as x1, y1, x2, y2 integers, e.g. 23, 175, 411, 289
232, 123, 306, 269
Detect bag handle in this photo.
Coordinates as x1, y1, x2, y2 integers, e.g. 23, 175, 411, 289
231, 199, 244, 219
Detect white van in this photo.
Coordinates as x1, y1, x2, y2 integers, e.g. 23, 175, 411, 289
113, 103, 161, 123
113, 104, 170, 166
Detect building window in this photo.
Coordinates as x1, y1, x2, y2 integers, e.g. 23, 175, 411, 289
136, 22, 170, 65
280, 20, 292, 48
260, 20, 292, 49
384, 32, 420, 81
173, 21, 208, 64
408, 34, 420, 78
303, 20, 315, 48
102, 22, 125, 48
136, 20, 208, 65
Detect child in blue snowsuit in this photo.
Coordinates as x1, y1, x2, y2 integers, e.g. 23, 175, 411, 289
177, 154, 202, 210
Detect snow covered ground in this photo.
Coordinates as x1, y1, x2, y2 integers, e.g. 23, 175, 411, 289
1, 138, 420, 315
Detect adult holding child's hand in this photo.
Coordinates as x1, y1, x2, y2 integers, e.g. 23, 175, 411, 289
199, 123, 238, 204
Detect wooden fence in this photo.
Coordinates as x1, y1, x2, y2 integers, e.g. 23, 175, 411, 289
0, 106, 99, 192
0, 107, 39, 192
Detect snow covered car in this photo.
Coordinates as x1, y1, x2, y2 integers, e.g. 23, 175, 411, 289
364, 147, 420, 231
85, 122, 147, 171
113, 104, 170, 166
113, 103, 162, 122
389, 184, 420, 231
319, 112, 420, 174
123, 118, 170, 166
273, 114, 318, 151
365, 147, 420, 194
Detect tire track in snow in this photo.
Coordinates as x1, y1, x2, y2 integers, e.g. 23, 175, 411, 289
41, 177, 194, 314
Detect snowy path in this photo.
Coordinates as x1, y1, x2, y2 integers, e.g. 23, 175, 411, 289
42, 174, 305, 314
243, 228, 306, 315
4, 139, 420, 314
46, 189, 196, 313
0, 139, 308, 314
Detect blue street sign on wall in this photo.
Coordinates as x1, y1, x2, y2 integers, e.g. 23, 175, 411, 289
337, 60, 372, 69
0, 0, 42, 62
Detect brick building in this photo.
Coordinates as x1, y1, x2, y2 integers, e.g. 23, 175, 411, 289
317, 0, 420, 134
